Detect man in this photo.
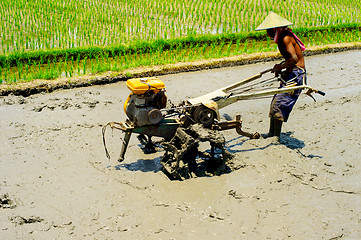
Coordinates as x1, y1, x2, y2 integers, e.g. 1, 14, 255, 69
256, 12, 306, 140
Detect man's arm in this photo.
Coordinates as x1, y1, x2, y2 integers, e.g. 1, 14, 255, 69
272, 36, 299, 74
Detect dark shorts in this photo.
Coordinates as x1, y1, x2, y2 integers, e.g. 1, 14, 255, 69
269, 68, 306, 122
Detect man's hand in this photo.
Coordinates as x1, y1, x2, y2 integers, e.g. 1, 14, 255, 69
272, 63, 283, 76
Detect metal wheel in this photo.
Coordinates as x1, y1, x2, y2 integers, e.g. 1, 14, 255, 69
193, 106, 215, 127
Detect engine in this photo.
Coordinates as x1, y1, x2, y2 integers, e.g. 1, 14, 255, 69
124, 77, 167, 126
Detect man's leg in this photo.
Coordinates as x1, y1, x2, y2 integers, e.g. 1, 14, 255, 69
262, 117, 275, 138
273, 119, 283, 137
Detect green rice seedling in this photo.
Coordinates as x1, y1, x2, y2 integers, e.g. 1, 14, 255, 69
15, 60, 21, 81
4, 60, 10, 83
202, 43, 207, 56
217, 40, 226, 57
180, 48, 186, 60
46, 58, 51, 72
4, 68, 7, 83
71, 56, 75, 71
194, 43, 202, 59
252, 39, 257, 52
132, 50, 137, 65
97, 54, 102, 72
235, 38, 241, 54
243, 39, 249, 53
210, 41, 216, 53
266, 37, 271, 50
64, 58, 68, 77
58, 58, 63, 77
90, 58, 95, 73
189, 42, 195, 56
26, 58, 31, 77
77, 54, 81, 75
226, 42, 232, 56
39, 56, 43, 72
123, 53, 128, 66
83, 57, 87, 75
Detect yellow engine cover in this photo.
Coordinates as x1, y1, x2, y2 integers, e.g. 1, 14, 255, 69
123, 94, 131, 114
126, 77, 165, 95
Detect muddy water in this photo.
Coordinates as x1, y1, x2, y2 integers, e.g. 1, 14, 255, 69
0, 50, 360, 239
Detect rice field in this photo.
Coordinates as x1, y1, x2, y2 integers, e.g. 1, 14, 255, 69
0, 0, 360, 83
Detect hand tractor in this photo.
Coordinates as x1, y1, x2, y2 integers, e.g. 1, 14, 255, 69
102, 69, 324, 179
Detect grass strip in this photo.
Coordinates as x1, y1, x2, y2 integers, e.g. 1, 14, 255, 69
1, 42, 361, 97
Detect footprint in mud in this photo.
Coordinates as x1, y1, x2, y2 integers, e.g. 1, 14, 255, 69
31, 98, 100, 112
1, 95, 27, 106
82, 100, 99, 109
60, 101, 73, 110
0, 193, 16, 209
10, 216, 44, 226
75, 90, 100, 96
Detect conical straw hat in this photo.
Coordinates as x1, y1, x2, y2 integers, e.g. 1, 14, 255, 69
255, 12, 293, 31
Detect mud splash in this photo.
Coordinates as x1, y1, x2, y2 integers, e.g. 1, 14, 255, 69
161, 124, 233, 180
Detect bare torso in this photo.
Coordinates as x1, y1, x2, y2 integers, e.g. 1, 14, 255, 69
278, 34, 305, 69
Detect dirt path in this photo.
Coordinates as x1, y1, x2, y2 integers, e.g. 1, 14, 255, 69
1, 50, 360, 239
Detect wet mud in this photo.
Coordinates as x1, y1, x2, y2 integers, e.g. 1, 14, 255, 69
161, 124, 233, 180
1, 50, 361, 239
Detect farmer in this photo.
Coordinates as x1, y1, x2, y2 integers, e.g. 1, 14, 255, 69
256, 12, 306, 140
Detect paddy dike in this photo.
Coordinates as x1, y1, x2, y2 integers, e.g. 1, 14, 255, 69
0, 50, 360, 239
